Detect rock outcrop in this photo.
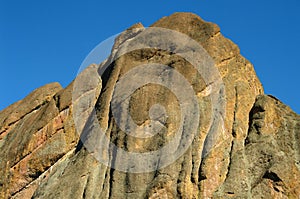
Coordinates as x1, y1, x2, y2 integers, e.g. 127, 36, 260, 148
0, 13, 299, 199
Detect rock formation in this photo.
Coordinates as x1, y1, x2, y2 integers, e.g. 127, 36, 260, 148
0, 13, 299, 199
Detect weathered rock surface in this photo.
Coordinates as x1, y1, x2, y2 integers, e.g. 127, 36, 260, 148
0, 82, 79, 199
0, 12, 299, 198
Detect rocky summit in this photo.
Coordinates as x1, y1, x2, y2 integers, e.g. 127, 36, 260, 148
0, 13, 299, 199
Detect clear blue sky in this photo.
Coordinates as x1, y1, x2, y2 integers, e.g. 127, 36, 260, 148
1, 0, 299, 113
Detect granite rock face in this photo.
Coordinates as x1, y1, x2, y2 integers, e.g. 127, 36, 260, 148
0, 83, 79, 198
0, 13, 299, 199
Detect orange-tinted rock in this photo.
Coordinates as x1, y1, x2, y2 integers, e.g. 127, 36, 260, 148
0, 83, 78, 198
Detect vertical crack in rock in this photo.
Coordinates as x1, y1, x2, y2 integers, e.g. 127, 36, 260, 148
232, 85, 238, 138
224, 140, 234, 182
82, 174, 90, 198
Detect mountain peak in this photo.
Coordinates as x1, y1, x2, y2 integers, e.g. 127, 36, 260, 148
0, 12, 299, 199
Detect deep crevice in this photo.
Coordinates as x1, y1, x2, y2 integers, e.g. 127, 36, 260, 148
274, 186, 280, 192
108, 114, 118, 199
98, 61, 115, 91
245, 98, 263, 146
198, 159, 207, 182
82, 175, 90, 198
28, 170, 43, 179
54, 95, 60, 110
224, 140, 234, 181
176, 154, 187, 196
232, 85, 238, 138
220, 56, 234, 64
223, 86, 238, 181
262, 171, 282, 182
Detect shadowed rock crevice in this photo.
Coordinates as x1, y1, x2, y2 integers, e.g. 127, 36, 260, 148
262, 171, 282, 182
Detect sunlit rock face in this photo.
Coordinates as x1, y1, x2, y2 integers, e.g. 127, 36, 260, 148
0, 13, 299, 199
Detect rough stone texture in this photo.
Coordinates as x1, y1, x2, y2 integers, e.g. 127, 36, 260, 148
0, 82, 79, 199
214, 95, 300, 198
0, 83, 62, 141
0, 12, 299, 199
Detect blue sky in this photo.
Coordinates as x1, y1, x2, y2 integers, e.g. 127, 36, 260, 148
1, 0, 299, 113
